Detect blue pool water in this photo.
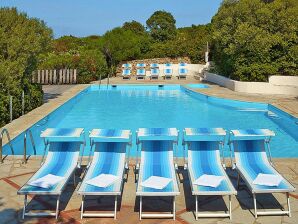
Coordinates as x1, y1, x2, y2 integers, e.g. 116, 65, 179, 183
2, 84, 298, 157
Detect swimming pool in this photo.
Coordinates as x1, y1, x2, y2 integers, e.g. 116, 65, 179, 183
2, 84, 298, 158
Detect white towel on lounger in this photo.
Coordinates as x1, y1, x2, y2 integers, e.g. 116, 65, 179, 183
193, 174, 224, 188
141, 176, 172, 190
28, 174, 65, 189
253, 173, 282, 187
86, 174, 120, 188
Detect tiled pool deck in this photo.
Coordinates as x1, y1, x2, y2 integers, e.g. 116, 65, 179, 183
0, 76, 297, 223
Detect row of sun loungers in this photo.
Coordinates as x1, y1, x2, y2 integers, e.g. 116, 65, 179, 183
122, 63, 188, 80
18, 128, 295, 220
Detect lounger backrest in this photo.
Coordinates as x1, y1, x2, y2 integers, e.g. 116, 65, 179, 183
151, 68, 159, 75
150, 63, 159, 68
122, 63, 131, 68
137, 63, 146, 68
179, 62, 187, 67
122, 69, 131, 75
232, 139, 270, 166
187, 141, 221, 166
164, 68, 173, 74
137, 68, 146, 75
179, 68, 188, 74
165, 63, 172, 67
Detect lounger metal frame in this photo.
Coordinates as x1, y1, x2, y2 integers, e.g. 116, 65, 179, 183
228, 130, 295, 218
78, 130, 132, 219
135, 129, 180, 220
19, 130, 86, 219
183, 129, 236, 220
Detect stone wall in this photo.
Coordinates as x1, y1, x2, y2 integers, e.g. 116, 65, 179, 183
117, 57, 191, 75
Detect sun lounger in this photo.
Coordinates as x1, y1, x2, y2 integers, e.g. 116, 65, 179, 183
18, 128, 85, 219
136, 128, 180, 220
164, 63, 172, 67
179, 62, 187, 67
229, 129, 296, 218
150, 68, 159, 80
164, 68, 173, 79
77, 129, 131, 219
178, 68, 188, 79
150, 63, 159, 68
183, 128, 237, 220
136, 63, 146, 68
122, 63, 132, 69
136, 68, 146, 80
122, 69, 131, 79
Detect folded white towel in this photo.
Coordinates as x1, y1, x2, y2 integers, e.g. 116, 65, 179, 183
28, 174, 65, 189
193, 174, 224, 188
253, 173, 283, 187
141, 176, 172, 190
86, 174, 120, 188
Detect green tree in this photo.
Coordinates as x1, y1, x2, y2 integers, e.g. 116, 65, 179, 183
146, 11, 176, 42
211, 0, 298, 81
0, 7, 52, 127
123, 20, 146, 35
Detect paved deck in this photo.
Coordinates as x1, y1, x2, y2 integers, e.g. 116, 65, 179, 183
0, 158, 297, 224
0, 75, 297, 223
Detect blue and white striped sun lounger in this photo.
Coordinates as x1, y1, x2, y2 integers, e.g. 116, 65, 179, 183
136, 128, 180, 220
164, 68, 173, 79
122, 63, 132, 69
150, 68, 159, 80
150, 63, 159, 68
136, 63, 146, 68
229, 129, 296, 218
183, 128, 236, 220
18, 128, 85, 219
136, 68, 146, 79
179, 62, 187, 67
78, 129, 132, 219
122, 69, 131, 79
178, 68, 188, 79
164, 63, 172, 67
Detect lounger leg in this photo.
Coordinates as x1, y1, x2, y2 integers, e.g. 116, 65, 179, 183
253, 194, 257, 218
22, 195, 27, 219
73, 172, 76, 187
81, 196, 84, 219
287, 193, 291, 217
173, 196, 176, 220
195, 195, 198, 220
55, 195, 60, 219
139, 196, 142, 220
229, 195, 232, 220
114, 195, 117, 220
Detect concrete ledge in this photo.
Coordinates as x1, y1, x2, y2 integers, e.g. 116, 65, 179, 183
205, 72, 298, 96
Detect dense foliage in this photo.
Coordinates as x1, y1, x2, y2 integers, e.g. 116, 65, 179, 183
211, 0, 298, 81
0, 8, 52, 127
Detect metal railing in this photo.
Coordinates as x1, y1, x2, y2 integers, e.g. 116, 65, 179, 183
0, 128, 14, 163
23, 129, 36, 163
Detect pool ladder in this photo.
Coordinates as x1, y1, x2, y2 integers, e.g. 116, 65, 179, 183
0, 128, 14, 163
23, 129, 36, 164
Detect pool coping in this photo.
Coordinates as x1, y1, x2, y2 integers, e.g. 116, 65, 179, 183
1, 83, 297, 147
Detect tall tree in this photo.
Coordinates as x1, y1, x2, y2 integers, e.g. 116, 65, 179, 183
0, 7, 52, 126
123, 20, 146, 35
146, 10, 176, 42
211, 0, 298, 81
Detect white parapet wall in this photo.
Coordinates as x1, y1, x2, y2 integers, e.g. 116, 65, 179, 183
204, 72, 298, 96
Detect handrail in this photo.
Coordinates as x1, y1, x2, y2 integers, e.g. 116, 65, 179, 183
0, 128, 14, 163
23, 129, 37, 163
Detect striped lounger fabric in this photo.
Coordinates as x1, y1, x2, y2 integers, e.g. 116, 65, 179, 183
136, 128, 180, 220
122, 69, 131, 79
179, 62, 187, 67
136, 68, 146, 79
77, 129, 131, 219
136, 63, 146, 68
230, 129, 296, 218
184, 128, 236, 220
163, 68, 173, 79
122, 63, 131, 69
18, 128, 85, 219
150, 68, 159, 79
178, 68, 188, 79
150, 63, 159, 68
